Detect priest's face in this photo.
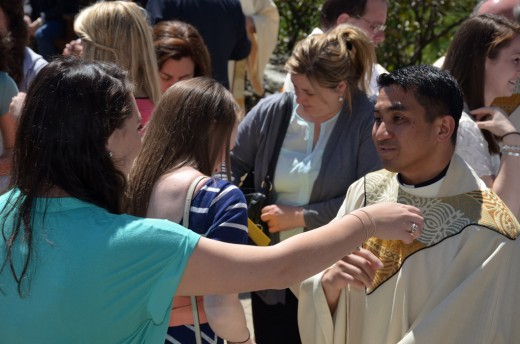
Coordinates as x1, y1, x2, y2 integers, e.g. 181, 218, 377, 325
372, 85, 450, 185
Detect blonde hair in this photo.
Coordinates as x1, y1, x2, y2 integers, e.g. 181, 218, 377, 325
285, 24, 375, 107
74, 1, 161, 105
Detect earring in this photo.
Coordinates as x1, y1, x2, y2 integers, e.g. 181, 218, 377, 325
108, 151, 113, 157
339, 96, 344, 102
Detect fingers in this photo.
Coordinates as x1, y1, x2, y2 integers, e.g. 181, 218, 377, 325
399, 220, 422, 244
469, 106, 492, 120
350, 247, 383, 269
333, 252, 380, 288
470, 106, 504, 119
408, 204, 422, 215
398, 206, 423, 243
260, 205, 294, 233
470, 107, 514, 133
260, 205, 279, 233
259, 205, 273, 222
408, 211, 424, 230
323, 260, 368, 290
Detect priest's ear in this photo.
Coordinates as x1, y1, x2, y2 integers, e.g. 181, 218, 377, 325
436, 115, 456, 143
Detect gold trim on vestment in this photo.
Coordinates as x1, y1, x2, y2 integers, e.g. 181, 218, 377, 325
363, 170, 519, 293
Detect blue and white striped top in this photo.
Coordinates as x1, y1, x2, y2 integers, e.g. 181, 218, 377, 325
184, 178, 248, 244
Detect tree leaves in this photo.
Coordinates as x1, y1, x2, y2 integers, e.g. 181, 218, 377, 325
274, 0, 477, 70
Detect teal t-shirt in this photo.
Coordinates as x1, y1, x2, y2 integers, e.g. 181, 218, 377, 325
0, 190, 200, 343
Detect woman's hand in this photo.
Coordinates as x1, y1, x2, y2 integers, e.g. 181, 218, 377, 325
260, 204, 305, 233
352, 202, 423, 244
470, 106, 516, 137
62, 39, 83, 57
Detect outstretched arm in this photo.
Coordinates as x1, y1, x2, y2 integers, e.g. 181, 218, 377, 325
176, 202, 423, 296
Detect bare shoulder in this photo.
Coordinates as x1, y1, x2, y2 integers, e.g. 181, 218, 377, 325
147, 167, 208, 222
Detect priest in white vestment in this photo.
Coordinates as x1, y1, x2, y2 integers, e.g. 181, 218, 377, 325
297, 65, 520, 344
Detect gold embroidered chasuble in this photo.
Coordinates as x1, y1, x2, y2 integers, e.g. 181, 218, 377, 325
298, 155, 520, 344
363, 168, 518, 293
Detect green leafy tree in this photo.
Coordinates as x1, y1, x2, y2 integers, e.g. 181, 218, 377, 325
274, 0, 478, 70
274, 0, 322, 58
378, 0, 477, 70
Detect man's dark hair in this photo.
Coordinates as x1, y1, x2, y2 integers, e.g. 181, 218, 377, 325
377, 65, 464, 144
320, 0, 368, 31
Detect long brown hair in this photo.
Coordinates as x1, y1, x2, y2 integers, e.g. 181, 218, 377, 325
126, 77, 239, 217
443, 14, 520, 154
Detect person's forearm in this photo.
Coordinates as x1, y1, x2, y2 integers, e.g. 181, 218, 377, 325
178, 213, 368, 295
493, 133, 520, 217
203, 294, 250, 343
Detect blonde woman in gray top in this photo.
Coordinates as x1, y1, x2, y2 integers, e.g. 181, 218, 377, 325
231, 24, 381, 343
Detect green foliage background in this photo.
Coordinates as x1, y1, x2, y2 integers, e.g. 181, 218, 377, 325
274, 0, 479, 71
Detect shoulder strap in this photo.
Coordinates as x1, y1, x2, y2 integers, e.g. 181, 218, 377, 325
183, 175, 207, 228
263, 93, 293, 193
183, 175, 207, 344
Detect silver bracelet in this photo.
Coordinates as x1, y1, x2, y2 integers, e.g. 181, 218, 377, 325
502, 151, 520, 157
347, 212, 370, 242
357, 209, 377, 238
502, 145, 520, 152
